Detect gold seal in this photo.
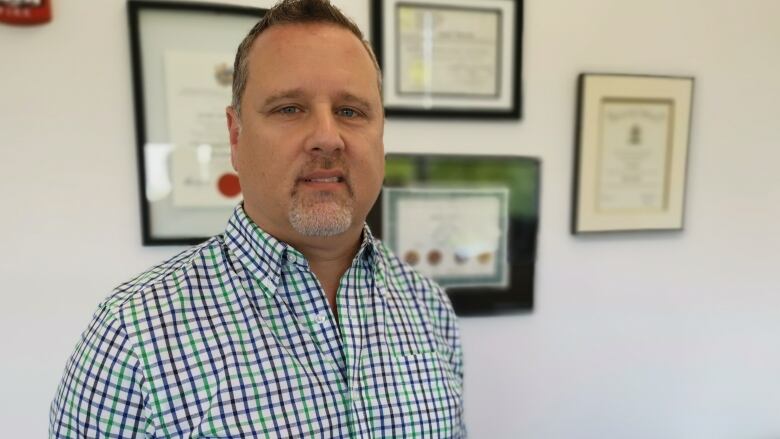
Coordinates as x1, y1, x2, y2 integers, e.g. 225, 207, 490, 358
477, 252, 493, 265
404, 250, 420, 266
427, 250, 442, 266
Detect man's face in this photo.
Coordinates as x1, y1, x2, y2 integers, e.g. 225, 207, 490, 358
227, 23, 384, 240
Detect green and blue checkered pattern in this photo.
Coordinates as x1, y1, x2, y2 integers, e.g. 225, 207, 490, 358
50, 205, 465, 438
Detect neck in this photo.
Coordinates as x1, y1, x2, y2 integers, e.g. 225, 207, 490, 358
287, 226, 364, 316
289, 227, 363, 277
244, 204, 363, 311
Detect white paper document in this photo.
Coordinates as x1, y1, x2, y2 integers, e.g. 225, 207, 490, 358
383, 187, 509, 288
597, 100, 672, 212
396, 5, 501, 96
164, 51, 241, 207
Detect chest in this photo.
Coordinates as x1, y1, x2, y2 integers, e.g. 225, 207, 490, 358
138, 271, 461, 438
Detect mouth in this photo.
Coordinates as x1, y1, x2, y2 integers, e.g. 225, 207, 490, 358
297, 170, 349, 191
301, 176, 345, 183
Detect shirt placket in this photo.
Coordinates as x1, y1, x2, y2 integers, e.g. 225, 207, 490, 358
337, 259, 381, 437
281, 251, 348, 380
278, 244, 382, 438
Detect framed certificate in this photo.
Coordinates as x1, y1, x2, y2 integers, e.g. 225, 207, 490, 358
383, 187, 510, 289
572, 74, 694, 233
371, 0, 522, 118
367, 154, 540, 315
127, 1, 265, 245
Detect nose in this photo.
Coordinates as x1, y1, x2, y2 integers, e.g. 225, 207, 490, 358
304, 108, 345, 155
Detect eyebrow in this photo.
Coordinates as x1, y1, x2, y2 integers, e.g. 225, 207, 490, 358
262, 88, 305, 107
336, 92, 374, 112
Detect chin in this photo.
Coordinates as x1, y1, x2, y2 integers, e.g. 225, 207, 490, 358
288, 200, 355, 237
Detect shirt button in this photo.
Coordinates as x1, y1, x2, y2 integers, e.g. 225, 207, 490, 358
351, 390, 361, 401
315, 312, 327, 324
286, 253, 297, 264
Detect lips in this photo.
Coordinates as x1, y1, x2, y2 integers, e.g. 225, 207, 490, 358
299, 170, 346, 184
302, 176, 344, 183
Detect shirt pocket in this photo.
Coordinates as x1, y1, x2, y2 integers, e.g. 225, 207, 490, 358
392, 350, 462, 399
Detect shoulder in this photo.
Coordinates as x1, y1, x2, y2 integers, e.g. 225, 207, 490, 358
98, 235, 229, 324
52, 235, 238, 437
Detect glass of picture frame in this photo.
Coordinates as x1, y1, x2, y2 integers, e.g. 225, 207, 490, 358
572, 73, 694, 234
370, 0, 523, 119
127, 1, 265, 245
367, 153, 540, 315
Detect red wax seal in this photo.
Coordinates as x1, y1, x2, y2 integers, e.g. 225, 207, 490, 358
0, 0, 52, 25
217, 173, 241, 198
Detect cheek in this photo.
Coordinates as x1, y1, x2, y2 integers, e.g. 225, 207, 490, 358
354, 146, 385, 198
377, 153, 386, 181
235, 137, 278, 198
239, 132, 286, 180
370, 144, 386, 182
238, 147, 265, 182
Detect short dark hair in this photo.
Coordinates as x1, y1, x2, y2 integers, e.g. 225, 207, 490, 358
231, 0, 382, 117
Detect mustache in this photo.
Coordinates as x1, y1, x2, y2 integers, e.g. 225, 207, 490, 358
298, 157, 349, 179
300, 156, 343, 171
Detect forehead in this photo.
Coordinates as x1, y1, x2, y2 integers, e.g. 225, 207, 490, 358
246, 23, 378, 94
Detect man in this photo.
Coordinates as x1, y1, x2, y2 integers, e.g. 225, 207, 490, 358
50, 0, 464, 437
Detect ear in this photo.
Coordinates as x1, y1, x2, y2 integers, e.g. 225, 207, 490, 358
226, 106, 241, 172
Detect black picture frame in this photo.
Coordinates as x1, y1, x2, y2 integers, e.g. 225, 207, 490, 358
370, 0, 523, 119
127, 0, 266, 246
367, 153, 540, 315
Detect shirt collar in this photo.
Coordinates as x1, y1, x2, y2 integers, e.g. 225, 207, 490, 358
224, 204, 286, 298
224, 204, 386, 298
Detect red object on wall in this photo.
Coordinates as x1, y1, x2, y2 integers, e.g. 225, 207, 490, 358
217, 173, 242, 198
0, 0, 51, 25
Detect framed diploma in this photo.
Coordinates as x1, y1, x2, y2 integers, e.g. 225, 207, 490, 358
128, 1, 265, 245
367, 154, 540, 315
370, 0, 522, 118
572, 74, 694, 233
383, 187, 510, 289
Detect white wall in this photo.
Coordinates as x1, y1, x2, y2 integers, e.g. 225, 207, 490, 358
2, 0, 779, 437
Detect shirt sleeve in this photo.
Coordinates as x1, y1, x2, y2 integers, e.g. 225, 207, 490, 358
429, 283, 467, 438
50, 305, 152, 438
445, 311, 467, 438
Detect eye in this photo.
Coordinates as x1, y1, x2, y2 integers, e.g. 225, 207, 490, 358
337, 107, 360, 118
277, 106, 301, 115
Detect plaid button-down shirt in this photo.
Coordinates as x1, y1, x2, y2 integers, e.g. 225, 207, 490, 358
51, 205, 465, 438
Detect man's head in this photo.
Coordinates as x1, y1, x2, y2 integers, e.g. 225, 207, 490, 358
231, 0, 382, 119
226, 0, 385, 243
